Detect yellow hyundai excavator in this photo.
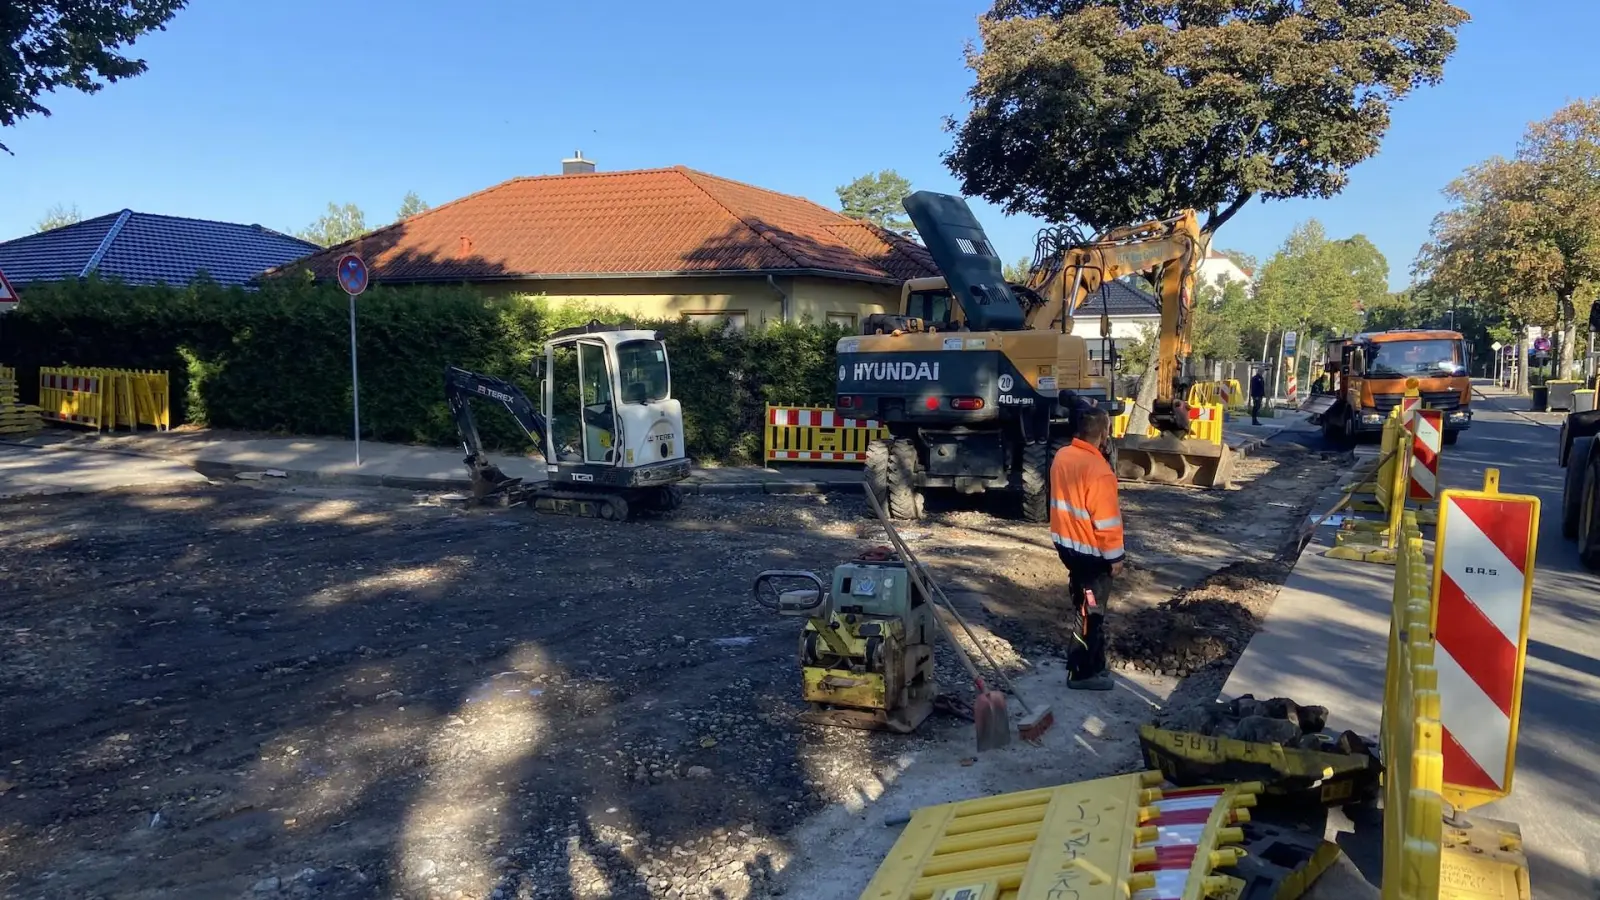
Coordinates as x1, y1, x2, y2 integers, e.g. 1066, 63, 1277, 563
838, 192, 1230, 522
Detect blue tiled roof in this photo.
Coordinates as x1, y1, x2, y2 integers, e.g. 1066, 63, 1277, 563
1077, 278, 1160, 317
0, 211, 321, 288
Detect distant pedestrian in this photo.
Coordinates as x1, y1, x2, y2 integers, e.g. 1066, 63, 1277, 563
1311, 372, 1328, 395
1250, 370, 1266, 425
1050, 407, 1123, 691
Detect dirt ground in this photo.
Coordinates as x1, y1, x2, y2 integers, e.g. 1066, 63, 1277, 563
0, 443, 1343, 900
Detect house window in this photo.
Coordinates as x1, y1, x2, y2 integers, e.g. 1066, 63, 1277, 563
826, 312, 857, 330
682, 311, 747, 332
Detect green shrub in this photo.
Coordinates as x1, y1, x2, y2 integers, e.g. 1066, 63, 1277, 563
0, 278, 846, 463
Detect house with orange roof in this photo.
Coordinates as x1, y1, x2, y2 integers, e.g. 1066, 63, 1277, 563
280, 153, 939, 331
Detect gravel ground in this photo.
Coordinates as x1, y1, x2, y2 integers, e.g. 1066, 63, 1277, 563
0, 442, 1343, 900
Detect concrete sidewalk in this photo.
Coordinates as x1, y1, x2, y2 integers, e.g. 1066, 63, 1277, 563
0, 445, 210, 498
0, 429, 866, 494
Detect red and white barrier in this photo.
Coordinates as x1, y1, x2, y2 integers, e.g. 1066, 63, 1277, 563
766, 407, 879, 429
1431, 480, 1539, 806
1408, 410, 1442, 503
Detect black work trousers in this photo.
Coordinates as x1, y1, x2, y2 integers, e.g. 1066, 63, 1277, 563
1059, 551, 1113, 681
1250, 396, 1264, 424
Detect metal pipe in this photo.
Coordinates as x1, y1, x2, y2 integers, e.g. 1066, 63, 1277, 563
766, 275, 791, 323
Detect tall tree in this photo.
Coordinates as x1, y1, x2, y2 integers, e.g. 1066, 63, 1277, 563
945, 1, 1468, 235
836, 170, 914, 234
1419, 99, 1600, 377
1003, 256, 1032, 283
1, 1, 188, 153
1254, 220, 1390, 390
396, 191, 430, 221
297, 202, 368, 248
35, 202, 81, 232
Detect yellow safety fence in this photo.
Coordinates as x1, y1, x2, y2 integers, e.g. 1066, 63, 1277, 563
1188, 380, 1246, 411
764, 405, 889, 464
1110, 399, 1225, 447
1329, 392, 1415, 565
38, 366, 170, 432
1382, 510, 1445, 900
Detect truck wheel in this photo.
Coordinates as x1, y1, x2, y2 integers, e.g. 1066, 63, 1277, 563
1021, 441, 1052, 523
1564, 436, 1593, 539
1580, 452, 1600, 569
887, 439, 922, 520
865, 440, 891, 514
1443, 430, 1459, 446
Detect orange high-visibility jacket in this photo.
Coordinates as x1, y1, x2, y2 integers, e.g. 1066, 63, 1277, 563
1049, 438, 1125, 563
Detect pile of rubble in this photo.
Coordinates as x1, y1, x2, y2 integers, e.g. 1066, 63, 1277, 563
1154, 694, 1371, 756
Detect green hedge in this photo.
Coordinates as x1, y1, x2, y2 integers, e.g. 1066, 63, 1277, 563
0, 277, 848, 463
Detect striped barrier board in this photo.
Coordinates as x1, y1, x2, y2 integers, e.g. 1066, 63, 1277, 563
1409, 409, 1443, 504
1430, 469, 1539, 811
764, 405, 889, 464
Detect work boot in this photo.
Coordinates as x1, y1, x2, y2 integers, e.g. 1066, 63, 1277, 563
1068, 672, 1114, 691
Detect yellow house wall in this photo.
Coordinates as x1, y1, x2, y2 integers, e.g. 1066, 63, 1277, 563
467, 274, 898, 328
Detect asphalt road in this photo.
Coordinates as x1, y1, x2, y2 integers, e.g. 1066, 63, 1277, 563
1434, 386, 1600, 898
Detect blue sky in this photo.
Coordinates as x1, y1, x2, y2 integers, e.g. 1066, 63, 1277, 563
1, 0, 1594, 290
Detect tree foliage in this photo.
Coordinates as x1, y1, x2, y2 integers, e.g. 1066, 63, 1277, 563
1003, 256, 1031, 283
1419, 98, 1600, 375
836, 170, 914, 233
35, 202, 81, 232
945, 0, 1468, 234
297, 202, 369, 248
396, 191, 430, 221
1, 1, 187, 153
1254, 220, 1387, 342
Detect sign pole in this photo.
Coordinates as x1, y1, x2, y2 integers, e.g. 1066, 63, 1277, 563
335, 254, 370, 467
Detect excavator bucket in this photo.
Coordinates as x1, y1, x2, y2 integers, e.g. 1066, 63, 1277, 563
1113, 434, 1235, 489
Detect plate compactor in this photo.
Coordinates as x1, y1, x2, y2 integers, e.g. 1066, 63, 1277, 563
753, 552, 936, 734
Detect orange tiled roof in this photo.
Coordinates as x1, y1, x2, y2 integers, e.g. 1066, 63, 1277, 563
280, 167, 938, 285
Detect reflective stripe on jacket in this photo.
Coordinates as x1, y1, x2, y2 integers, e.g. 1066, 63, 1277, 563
1049, 438, 1125, 562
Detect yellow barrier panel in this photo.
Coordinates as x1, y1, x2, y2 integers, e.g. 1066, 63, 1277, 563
38, 366, 170, 432
1381, 511, 1445, 900
764, 405, 889, 464
0, 364, 13, 382
1328, 405, 1411, 565
1111, 399, 1225, 448
859, 771, 1255, 900
0, 367, 43, 436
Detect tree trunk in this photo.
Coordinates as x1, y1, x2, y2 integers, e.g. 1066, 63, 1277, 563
1515, 335, 1528, 394
1125, 366, 1160, 437
1559, 292, 1578, 379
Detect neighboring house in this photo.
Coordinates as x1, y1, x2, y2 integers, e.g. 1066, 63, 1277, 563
1197, 249, 1253, 294
279, 155, 939, 330
0, 210, 319, 288
1069, 279, 1163, 368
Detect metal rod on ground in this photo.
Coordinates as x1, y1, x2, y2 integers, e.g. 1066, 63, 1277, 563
864, 483, 1055, 742
863, 485, 1009, 751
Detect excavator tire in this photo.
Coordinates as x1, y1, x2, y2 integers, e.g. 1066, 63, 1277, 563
1021, 441, 1052, 523
1580, 448, 1600, 570
887, 439, 922, 520
1564, 436, 1593, 540
647, 484, 684, 512
865, 440, 892, 513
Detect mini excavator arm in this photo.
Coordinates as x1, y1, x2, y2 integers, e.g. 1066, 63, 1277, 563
443, 365, 547, 499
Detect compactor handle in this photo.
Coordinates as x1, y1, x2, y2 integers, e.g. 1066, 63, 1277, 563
752, 569, 829, 617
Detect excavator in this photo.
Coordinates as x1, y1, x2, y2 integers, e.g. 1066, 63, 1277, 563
837, 191, 1229, 522
444, 320, 690, 521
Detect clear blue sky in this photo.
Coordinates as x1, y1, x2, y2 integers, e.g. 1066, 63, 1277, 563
1, 0, 1595, 290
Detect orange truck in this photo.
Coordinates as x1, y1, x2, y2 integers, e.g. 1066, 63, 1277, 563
1308, 329, 1473, 445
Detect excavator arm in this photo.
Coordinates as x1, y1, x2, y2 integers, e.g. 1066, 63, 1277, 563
444, 365, 547, 499
1019, 211, 1202, 432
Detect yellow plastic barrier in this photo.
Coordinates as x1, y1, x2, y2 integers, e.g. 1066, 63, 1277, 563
1382, 511, 1445, 900
1111, 399, 1225, 448
1187, 380, 1244, 411
859, 770, 1255, 900
0, 366, 43, 436
764, 405, 888, 463
0, 365, 13, 382
38, 366, 170, 432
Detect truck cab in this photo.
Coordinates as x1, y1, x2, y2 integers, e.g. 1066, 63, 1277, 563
1321, 330, 1473, 444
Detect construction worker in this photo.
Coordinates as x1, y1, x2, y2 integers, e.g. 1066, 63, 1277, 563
1249, 368, 1266, 425
1050, 407, 1124, 691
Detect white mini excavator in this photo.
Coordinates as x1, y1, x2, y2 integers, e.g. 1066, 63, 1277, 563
445, 321, 690, 520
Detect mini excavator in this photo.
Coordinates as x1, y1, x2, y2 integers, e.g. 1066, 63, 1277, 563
445, 321, 690, 521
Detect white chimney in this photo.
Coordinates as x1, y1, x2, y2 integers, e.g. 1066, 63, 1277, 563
562, 150, 595, 175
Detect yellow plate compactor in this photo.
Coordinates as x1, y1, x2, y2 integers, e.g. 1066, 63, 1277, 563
753, 551, 936, 733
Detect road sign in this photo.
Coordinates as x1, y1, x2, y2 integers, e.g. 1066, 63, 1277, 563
1282, 330, 1297, 357
1429, 470, 1539, 811
336, 254, 369, 296
0, 266, 19, 313
1491, 341, 1503, 351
